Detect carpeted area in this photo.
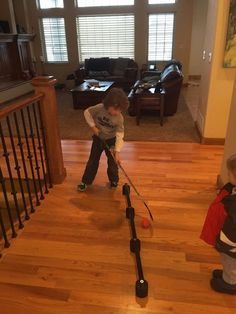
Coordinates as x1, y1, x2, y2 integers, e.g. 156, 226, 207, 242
57, 91, 199, 142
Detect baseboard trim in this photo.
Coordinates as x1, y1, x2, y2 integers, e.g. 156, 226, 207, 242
189, 75, 201, 80
194, 122, 225, 145
201, 137, 225, 145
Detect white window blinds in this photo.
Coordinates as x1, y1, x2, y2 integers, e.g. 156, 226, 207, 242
76, 15, 135, 61
38, 0, 64, 9
41, 18, 68, 62
149, 0, 176, 4
148, 14, 174, 61
77, 0, 134, 7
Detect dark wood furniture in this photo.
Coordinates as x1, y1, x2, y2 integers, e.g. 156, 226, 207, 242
129, 87, 165, 126
0, 33, 35, 89
129, 63, 183, 119
71, 81, 114, 109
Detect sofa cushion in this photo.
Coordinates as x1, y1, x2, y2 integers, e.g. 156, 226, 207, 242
88, 70, 110, 77
142, 75, 160, 83
109, 58, 116, 74
113, 58, 130, 76
87, 58, 110, 72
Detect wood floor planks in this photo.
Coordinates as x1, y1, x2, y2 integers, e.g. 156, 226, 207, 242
1, 140, 235, 314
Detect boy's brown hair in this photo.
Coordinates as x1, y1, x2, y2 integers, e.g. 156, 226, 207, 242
227, 154, 236, 178
103, 88, 129, 111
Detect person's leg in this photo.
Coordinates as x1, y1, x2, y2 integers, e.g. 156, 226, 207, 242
210, 253, 236, 294
104, 137, 119, 184
82, 136, 103, 185
222, 253, 236, 285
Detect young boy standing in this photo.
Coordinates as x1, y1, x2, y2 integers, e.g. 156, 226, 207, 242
201, 154, 236, 294
78, 88, 129, 192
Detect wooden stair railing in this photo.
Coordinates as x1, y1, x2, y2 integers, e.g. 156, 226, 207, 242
32, 76, 66, 184
0, 76, 66, 254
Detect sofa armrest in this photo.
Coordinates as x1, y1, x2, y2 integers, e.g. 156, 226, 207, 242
75, 67, 87, 79
125, 67, 138, 81
74, 67, 87, 85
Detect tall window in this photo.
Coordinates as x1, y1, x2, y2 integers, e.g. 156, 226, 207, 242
149, 0, 176, 4
38, 0, 64, 9
76, 15, 135, 61
40, 18, 68, 62
76, 0, 134, 7
148, 14, 174, 61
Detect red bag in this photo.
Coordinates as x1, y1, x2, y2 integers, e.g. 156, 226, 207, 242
200, 189, 229, 246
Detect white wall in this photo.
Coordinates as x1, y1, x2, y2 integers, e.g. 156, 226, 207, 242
197, 0, 235, 140
220, 74, 236, 183
189, 0, 208, 76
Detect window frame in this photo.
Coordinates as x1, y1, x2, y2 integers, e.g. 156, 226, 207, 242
148, 13, 175, 62
76, 14, 135, 61
76, 0, 134, 8
39, 17, 69, 64
37, 0, 64, 10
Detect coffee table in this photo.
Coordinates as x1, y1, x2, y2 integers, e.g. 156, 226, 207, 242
71, 81, 114, 109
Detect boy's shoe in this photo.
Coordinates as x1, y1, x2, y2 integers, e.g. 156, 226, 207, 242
110, 182, 118, 189
77, 182, 87, 192
210, 277, 236, 294
212, 269, 223, 279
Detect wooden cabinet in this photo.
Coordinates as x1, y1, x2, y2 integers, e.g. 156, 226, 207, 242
0, 33, 35, 85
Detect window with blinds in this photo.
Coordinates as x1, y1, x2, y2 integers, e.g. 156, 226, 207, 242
76, 15, 135, 61
76, 0, 134, 7
40, 18, 68, 62
149, 0, 176, 4
148, 14, 174, 61
38, 0, 64, 9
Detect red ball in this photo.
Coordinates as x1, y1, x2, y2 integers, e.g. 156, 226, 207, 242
141, 218, 151, 229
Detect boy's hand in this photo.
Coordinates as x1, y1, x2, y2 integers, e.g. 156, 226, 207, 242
91, 126, 100, 137
114, 151, 121, 164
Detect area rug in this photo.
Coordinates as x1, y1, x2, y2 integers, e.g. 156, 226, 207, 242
57, 91, 199, 143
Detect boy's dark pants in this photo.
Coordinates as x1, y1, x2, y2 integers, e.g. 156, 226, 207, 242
82, 136, 118, 185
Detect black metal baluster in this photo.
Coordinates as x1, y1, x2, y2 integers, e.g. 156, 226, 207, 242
0, 205, 10, 248
26, 106, 44, 200
6, 116, 30, 221
0, 168, 17, 238
20, 108, 40, 206
32, 103, 48, 194
14, 112, 35, 213
0, 122, 24, 229
37, 102, 53, 188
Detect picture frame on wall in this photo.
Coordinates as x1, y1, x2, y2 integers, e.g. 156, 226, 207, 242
224, 0, 236, 67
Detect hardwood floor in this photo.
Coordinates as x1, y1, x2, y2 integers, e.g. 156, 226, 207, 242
0, 140, 235, 314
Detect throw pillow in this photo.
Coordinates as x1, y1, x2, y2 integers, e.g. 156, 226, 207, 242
87, 58, 110, 72
113, 58, 130, 76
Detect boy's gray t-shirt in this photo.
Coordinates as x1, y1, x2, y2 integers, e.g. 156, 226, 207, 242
87, 103, 124, 140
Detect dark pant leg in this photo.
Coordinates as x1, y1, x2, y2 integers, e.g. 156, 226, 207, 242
221, 253, 236, 285
82, 136, 103, 185
104, 138, 119, 183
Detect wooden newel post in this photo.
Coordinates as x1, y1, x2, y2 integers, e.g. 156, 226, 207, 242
32, 76, 66, 184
